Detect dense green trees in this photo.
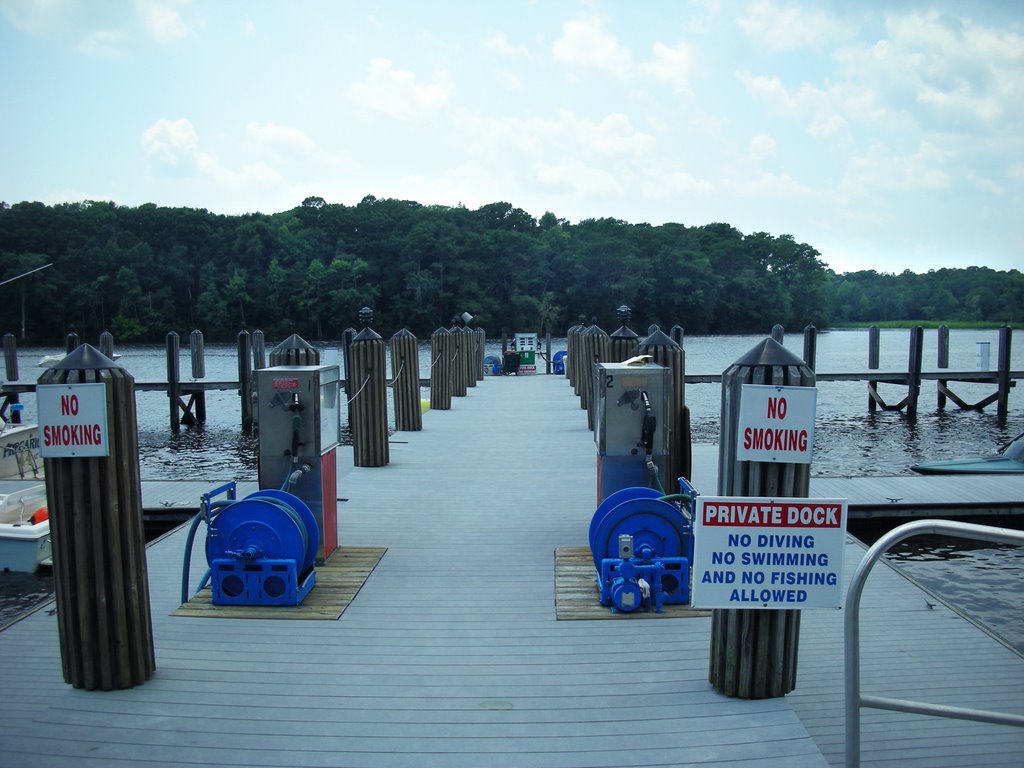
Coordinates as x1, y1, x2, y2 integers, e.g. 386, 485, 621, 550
0, 198, 1016, 344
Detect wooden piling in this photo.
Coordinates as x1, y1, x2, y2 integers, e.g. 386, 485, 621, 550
252, 329, 267, 371
638, 328, 690, 486
770, 324, 785, 344
450, 323, 469, 398
710, 337, 813, 699
269, 333, 320, 367
190, 330, 206, 379
40, 344, 156, 690
390, 328, 422, 432
430, 327, 453, 411
802, 325, 817, 372
3, 333, 19, 423
98, 331, 114, 360
342, 328, 356, 428
907, 325, 924, 419
350, 310, 389, 467
475, 327, 486, 382
238, 330, 253, 431
609, 305, 639, 363
65, 331, 80, 354
582, 324, 610, 429
997, 325, 1012, 423
3, 332, 17, 382
166, 331, 181, 431
867, 326, 880, 413
937, 325, 949, 410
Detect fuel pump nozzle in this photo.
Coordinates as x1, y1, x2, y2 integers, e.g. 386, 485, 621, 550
640, 391, 664, 492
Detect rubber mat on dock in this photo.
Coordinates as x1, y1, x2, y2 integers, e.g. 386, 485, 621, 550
555, 546, 711, 620
171, 546, 386, 620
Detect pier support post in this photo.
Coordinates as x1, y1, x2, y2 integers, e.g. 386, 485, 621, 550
252, 329, 266, 371
3, 332, 17, 382
65, 331, 80, 354
609, 305, 639, 363
802, 325, 817, 372
638, 328, 690, 486
449, 317, 469, 398
390, 328, 422, 432
937, 325, 949, 410
906, 326, 924, 419
350, 308, 389, 467
430, 327, 453, 411
269, 333, 320, 367
238, 330, 253, 431
867, 326, 880, 413
39, 344, 156, 690
342, 327, 356, 429
710, 337, 814, 699
566, 321, 583, 385
166, 331, 182, 431
997, 325, 1012, 424
98, 331, 114, 360
189, 330, 207, 422
770, 324, 785, 344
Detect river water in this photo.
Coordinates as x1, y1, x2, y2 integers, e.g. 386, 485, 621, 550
3, 328, 1022, 652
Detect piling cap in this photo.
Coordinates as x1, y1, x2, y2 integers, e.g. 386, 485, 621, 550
733, 337, 808, 368
50, 343, 121, 370
638, 328, 679, 351
272, 333, 316, 353
390, 327, 416, 341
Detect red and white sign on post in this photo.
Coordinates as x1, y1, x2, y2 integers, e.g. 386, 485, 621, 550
37, 383, 110, 458
737, 384, 817, 463
691, 496, 848, 609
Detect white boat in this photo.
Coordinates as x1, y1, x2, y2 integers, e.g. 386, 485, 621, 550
0, 423, 42, 480
0, 485, 51, 572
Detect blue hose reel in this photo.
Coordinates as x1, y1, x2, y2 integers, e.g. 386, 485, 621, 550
182, 482, 320, 607
589, 480, 697, 613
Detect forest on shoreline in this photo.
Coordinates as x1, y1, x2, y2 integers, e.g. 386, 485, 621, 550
1, 198, 1020, 344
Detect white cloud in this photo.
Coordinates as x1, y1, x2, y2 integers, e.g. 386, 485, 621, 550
844, 141, 951, 194
748, 133, 776, 160
737, 0, 849, 53
552, 17, 632, 78
346, 58, 452, 121
483, 31, 528, 58
139, 0, 191, 44
245, 123, 316, 157
141, 117, 199, 174
640, 40, 694, 94
0, 0, 193, 54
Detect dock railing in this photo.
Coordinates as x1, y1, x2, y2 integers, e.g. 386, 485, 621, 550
845, 519, 1024, 768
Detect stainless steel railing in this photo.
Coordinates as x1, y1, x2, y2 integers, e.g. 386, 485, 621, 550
845, 519, 1024, 768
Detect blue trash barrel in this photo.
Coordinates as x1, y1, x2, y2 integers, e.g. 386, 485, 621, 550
483, 354, 503, 375
553, 350, 567, 374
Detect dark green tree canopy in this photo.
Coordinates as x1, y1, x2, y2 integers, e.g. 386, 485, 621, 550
0, 198, 1016, 343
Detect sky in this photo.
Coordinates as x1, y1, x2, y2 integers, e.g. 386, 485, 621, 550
1, 1, 1022, 275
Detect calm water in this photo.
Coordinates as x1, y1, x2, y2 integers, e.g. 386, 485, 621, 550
3, 328, 1022, 651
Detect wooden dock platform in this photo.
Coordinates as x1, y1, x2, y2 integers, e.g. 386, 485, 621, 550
1, 374, 1021, 767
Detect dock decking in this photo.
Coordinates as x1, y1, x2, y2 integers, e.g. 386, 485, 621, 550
1, 374, 1022, 767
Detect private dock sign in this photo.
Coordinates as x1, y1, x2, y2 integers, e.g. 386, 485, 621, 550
691, 496, 848, 609
736, 384, 816, 463
37, 383, 110, 458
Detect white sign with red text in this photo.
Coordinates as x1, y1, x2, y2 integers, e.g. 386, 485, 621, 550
691, 496, 848, 609
736, 384, 816, 463
37, 383, 110, 458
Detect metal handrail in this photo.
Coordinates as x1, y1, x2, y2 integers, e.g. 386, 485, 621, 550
845, 519, 1024, 768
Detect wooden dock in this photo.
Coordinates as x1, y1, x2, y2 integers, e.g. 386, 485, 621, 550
1, 374, 1022, 767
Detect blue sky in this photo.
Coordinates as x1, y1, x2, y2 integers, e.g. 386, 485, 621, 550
1, 1, 1021, 275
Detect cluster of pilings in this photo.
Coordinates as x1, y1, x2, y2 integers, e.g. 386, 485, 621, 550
565, 306, 692, 490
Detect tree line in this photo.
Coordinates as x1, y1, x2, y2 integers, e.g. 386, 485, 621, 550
0, 198, 1019, 344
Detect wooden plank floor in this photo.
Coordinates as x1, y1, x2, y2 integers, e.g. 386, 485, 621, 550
0, 374, 1021, 767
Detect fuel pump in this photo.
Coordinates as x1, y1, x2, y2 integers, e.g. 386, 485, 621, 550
256, 364, 341, 562
593, 361, 669, 503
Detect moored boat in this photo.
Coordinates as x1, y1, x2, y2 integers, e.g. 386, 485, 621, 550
0, 423, 41, 480
911, 432, 1024, 475
0, 485, 50, 572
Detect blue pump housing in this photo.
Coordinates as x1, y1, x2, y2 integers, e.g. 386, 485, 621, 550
589, 480, 697, 612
